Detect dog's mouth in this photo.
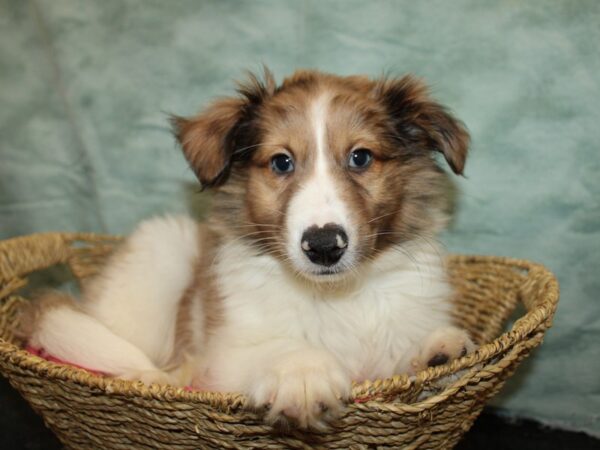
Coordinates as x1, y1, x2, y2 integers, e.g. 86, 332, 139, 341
310, 267, 347, 280
316, 268, 338, 276
292, 260, 357, 284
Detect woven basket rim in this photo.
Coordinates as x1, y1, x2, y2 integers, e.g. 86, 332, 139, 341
0, 231, 560, 412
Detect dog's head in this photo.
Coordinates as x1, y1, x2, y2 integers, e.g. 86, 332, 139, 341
173, 69, 469, 282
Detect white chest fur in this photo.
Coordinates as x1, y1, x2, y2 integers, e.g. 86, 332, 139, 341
204, 239, 454, 386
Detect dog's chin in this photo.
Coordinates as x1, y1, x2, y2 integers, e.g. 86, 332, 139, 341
285, 250, 359, 286
294, 264, 355, 285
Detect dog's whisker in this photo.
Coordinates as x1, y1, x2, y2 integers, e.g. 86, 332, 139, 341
366, 209, 404, 224
259, 206, 286, 218
227, 223, 282, 229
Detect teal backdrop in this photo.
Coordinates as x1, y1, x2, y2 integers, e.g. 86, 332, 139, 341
1, 0, 599, 436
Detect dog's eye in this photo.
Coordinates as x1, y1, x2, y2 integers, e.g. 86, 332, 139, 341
348, 148, 373, 170
271, 154, 295, 174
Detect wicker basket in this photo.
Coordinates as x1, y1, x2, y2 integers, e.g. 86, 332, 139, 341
0, 232, 559, 449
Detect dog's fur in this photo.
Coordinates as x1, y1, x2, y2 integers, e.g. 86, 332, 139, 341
23, 69, 475, 429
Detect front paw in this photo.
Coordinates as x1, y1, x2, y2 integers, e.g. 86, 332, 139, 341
249, 350, 350, 431
411, 326, 476, 373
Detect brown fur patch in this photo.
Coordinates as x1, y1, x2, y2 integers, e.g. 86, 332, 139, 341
171, 69, 276, 188
170, 225, 223, 367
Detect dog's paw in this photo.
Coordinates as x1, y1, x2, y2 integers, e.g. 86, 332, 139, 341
411, 326, 476, 373
248, 350, 350, 431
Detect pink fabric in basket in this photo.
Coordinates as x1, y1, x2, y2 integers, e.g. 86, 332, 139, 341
26, 346, 105, 376
25, 346, 196, 391
25, 347, 375, 401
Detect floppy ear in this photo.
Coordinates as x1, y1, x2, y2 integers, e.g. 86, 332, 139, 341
171, 69, 276, 188
377, 76, 470, 175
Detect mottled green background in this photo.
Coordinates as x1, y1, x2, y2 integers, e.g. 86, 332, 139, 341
1, 0, 599, 436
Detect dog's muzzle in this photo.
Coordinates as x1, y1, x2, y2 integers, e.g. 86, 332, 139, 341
301, 223, 348, 267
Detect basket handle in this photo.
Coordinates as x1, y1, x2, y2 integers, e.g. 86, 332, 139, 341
0, 233, 74, 291
0, 232, 123, 302
517, 262, 560, 330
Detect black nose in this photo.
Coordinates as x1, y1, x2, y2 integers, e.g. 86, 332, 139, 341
301, 224, 348, 266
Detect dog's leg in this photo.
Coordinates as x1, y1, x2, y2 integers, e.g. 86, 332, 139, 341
410, 326, 476, 374
82, 215, 202, 370
201, 341, 351, 430
23, 215, 202, 386
27, 293, 173, 384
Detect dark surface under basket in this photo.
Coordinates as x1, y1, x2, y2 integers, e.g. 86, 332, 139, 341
2, 383, 599, 450
0, 233, 559, 449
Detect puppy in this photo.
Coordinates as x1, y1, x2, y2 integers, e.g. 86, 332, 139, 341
24, 69, 475, 430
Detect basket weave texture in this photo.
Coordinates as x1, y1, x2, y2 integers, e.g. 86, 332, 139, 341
0, 232, 559, 449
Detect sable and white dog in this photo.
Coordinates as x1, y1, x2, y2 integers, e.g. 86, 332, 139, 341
24, 69, 475, 429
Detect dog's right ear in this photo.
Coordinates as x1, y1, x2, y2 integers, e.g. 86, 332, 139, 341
376, 75, 470, 175
171, 69, 276, 188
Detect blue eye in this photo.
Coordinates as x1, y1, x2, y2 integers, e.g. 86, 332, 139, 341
271, 153, 295, 174
348, 148, 373, 170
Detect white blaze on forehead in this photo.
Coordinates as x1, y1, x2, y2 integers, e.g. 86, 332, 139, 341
303, 93, 347, 228
313, 94, 329, 175
286, 94, 357, 272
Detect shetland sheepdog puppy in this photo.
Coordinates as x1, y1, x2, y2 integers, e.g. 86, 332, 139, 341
23, 69, 475, 429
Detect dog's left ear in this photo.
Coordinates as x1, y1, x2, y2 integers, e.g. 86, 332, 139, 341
377, 76, 470, 175
171, 69, 276, 188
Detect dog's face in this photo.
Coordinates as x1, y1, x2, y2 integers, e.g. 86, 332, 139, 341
173, 70, 469, 282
